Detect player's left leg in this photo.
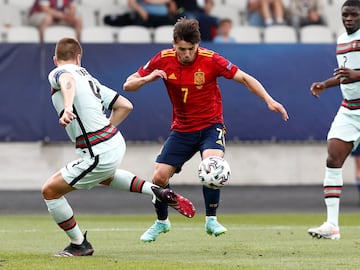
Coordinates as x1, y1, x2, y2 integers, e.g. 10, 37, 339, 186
42, 150, 124, 256
308, 138, 352, 240
103, 169, 195, 218
42, 171, 94, 256
203, 186, 227, 236
139, 163, 174, 242
201, 124, 227, 236
308, 167, 342, 240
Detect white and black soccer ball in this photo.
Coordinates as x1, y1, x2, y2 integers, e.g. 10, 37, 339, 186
198, 156, 231, 189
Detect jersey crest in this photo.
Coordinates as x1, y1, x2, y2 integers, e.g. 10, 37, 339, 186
194, 71, 205, 89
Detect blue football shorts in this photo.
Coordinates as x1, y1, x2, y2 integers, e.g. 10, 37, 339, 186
352, 145, 360, 156
156, 123, 226, 173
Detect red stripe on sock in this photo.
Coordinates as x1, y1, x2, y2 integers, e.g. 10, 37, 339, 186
58, 216, 77, 231
323, 186, 342, 199
130, 177, 145, 193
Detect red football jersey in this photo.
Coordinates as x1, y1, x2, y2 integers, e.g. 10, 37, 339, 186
138, 47, 238, 132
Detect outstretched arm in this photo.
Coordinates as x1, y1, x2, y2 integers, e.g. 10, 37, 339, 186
232, 69, 289, 121
123, 70, 167, 92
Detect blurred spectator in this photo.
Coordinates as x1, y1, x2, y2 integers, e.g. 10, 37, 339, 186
28, 0, 82, 42
288, 0, 325, 29
168, 0, 218, 41
247, 0, 265, 27
104, 0, 175, 28
213, 18, 236, 43
247, 0, 285, 27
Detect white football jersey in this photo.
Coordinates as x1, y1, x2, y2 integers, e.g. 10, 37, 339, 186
336, 28, 360, 101
48, 64, 123, 157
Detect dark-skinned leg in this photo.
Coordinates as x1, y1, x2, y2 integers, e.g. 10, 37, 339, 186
309, 139, 353, 240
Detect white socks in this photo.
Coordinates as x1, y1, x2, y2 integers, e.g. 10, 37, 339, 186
45, 196, 84, 245
323, 167, 343, 227
110, 169, 155, 196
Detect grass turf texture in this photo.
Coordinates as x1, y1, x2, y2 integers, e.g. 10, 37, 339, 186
1, 214, 360, 270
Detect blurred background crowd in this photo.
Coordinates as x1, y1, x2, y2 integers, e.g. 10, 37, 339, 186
0, 0, 343, 44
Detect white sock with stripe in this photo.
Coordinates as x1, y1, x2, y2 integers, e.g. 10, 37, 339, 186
323, 167, 343, 227
110, 169, 155, 196
45, 196, 84, 245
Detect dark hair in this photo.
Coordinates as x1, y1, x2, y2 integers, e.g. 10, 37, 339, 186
173, 18, 201, 44
342, 0, 360, 8
55, 38, 82, 61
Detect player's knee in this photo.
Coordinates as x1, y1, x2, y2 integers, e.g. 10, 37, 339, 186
152, 171, 170, 187
152, 177, 168, 187
41, 182, 57, 200
326, 155, 345, 168
152, 164, 174, 187
41, 184, 49, 199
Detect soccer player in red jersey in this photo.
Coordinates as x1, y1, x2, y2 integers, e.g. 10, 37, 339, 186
123, 18, 289, 242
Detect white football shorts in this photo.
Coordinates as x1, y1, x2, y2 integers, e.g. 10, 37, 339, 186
61, 136, 126, 190
327, 106, 360, 150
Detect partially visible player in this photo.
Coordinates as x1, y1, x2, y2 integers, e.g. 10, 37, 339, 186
308, 0, 360, 240
123, 18, 289, 242
43, 37, 195, 257
351, 145, 360, 201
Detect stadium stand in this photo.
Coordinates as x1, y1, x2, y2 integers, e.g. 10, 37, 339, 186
0, 26, 6, 43
0, 0, 340, 44
210, 4, 241, 26
81, 26, 116, 43
6, 25, 40, 43
97, 4, 131, 26
43, 25, 77, 43
0, 4, 23, 28
116, 25, 152, 43
79, 0, 117, 8
224, 0, 247, 25
77, 5, 98, 27
6, 0, 34, 25
153, 25, 174, 44
323, 3, 343, 37
263, 25, 298, 43
230, 25, 262, 43
300, 25, 335, 44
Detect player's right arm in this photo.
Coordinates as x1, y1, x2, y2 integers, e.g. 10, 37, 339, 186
123, 70, 167, 92
58, 72, 77, 127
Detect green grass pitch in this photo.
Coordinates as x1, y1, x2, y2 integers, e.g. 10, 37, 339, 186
1, 213, 360, 270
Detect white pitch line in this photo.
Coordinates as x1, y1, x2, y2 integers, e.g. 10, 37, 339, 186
2, 226, 360, 234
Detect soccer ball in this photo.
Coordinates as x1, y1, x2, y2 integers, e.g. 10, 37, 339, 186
198, 156, 231, 189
